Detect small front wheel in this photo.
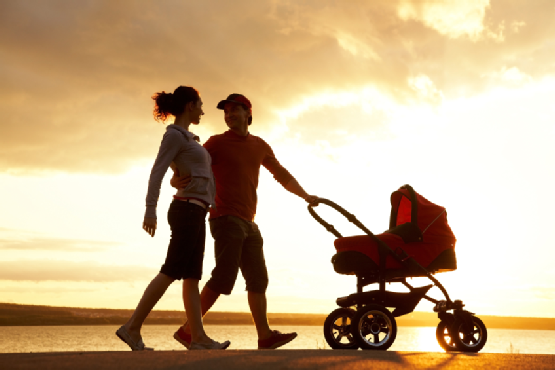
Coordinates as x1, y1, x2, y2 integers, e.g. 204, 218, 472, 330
451, 315, 487, 352
323, 308, 359, 349
351, 304, 397, 350
436, 319, 457, 352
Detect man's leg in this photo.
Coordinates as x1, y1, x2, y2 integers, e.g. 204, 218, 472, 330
248, 291, 272, 340
240, 222, 271, 339
241, 222, 297, 348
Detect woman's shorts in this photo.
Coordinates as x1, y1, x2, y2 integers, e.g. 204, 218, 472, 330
160, 200, 207, 280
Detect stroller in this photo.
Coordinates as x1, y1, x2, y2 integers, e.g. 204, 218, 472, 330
308, 184, 487, 352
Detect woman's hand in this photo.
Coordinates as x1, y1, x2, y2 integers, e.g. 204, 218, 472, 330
143, 217, 157, 237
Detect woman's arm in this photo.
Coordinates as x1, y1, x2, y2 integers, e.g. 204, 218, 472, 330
143, 217, 157, 237
144, 131, 181, 236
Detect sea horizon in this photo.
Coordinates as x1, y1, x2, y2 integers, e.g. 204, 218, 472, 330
2, 302, 555, 330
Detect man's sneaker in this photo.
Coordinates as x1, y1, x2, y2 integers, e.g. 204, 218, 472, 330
173, 327, 192, 349
258, 330, 298, 349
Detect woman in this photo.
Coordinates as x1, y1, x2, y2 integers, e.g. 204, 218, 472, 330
116, 86, 230, 350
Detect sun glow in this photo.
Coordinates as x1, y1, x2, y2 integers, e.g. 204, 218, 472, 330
1, 0, 555, 319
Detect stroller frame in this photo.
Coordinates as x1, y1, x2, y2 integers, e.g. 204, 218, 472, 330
308, 185, 487, 352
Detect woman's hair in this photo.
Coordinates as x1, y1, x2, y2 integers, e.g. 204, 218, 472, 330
152, 85, 200, 122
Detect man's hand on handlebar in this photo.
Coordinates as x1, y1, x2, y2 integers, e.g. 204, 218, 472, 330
305, 195, 319, 207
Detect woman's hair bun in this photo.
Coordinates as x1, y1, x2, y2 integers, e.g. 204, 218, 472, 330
152, 86, 200, 122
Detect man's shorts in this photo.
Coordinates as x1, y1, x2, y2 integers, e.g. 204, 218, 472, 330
160, 200, 207, 280
205, 215, 268, 295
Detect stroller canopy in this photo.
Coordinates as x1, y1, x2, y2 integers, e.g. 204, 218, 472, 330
334, 185, 457, 272
390, 186, 456, 244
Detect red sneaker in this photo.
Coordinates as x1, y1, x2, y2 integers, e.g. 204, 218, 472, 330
258, 330, 298, 349
174, 327, 192, 349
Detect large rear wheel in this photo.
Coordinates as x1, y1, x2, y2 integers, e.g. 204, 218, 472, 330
323, 308, 359, 349
351, 304, 397, 350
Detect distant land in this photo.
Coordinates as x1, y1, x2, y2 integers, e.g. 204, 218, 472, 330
1, 303, 555, 330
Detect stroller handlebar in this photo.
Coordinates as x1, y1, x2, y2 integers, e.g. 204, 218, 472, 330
307, 200, 342, 238
307, 198, 376, 238
308, 198, 453, 304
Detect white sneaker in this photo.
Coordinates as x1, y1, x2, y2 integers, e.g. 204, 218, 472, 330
116, 326, 154, 351
189, 339, 231, 350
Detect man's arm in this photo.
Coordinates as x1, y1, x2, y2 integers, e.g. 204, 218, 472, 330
260, 140, 318, 204
284, 178, 319, 205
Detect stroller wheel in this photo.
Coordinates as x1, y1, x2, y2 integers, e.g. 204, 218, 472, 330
451, 315, 488, 353
436, 318, 457, 352
351, 304, 397, 350
323, 308, 359, 349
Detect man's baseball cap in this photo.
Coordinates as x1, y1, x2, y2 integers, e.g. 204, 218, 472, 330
217, 93, 252, 124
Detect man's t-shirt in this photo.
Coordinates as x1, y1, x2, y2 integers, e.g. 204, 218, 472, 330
204, 130, 294, 222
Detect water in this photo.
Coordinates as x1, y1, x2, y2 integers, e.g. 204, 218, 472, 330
1, 325, 554, 354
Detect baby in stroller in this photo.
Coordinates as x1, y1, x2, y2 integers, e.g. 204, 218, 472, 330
308, 185, 487, 352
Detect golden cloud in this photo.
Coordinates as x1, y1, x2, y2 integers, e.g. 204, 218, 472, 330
1, 0, 554, 172
398, 0, 494, 40
0, 237, 120, 251
0, 260, 157, 282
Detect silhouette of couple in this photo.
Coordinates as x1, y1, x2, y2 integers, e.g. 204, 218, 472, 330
116, 86, 318, 351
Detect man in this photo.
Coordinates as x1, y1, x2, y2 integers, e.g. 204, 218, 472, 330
171, 93, 318, 350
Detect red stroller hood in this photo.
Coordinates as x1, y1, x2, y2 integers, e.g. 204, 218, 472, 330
334, 185, 457, 272
390, 187, 456, 243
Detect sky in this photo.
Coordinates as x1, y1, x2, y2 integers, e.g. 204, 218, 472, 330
1, 0, 555, 318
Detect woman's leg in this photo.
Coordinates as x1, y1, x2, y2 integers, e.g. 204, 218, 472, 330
124, 272, 175, 342
180, 284, 220, 335
182, 278, 212, 344
181, 216, 243, 334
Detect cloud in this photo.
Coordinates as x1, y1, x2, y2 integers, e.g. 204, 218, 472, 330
0, 228, 122, 251
274, 87, 396, 146
1, 0, 554, 173
408, 74, 444, 105
397, 0, 498, 40
0, 284, 98, 294
0, 237, 119, 251
482, 66, 533, 87
0, 260, 157, 282
531, 286, 555, 300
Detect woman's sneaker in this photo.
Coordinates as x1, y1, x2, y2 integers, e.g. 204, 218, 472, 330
173, 327, 192, 349
116, 326, 154, 351
189, 339, 231, 350
258, 330, 297, 349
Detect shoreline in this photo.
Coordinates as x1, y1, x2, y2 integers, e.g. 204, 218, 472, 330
2, 302, 555, 330
1, 351, 554, 370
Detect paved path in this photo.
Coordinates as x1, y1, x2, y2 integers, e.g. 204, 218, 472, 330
1, 351, 554, 370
